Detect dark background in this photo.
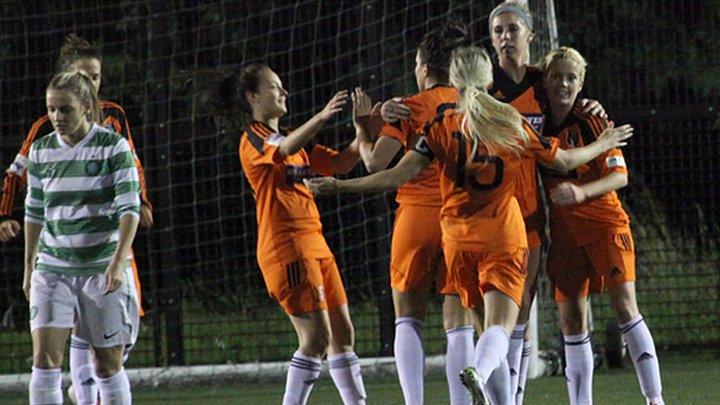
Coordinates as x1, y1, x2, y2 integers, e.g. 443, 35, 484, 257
0, 0, 717, 372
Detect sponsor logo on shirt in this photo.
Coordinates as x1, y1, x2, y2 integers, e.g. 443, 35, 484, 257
525, 114, 545, 133
267, 133, 285, 146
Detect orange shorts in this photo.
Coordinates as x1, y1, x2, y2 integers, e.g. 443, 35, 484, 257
260, 256, 348, 315
548, 232, 636, 302
390, 204, 452, 294
443, 243, 528, 309
129, 255, 144, 317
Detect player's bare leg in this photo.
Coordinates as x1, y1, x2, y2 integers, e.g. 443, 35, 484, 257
94, 345, 130, 405
557, 297, 593, 405
327, 304, 366, 404
609, 282, 663, 405
30, 327, 69, 405
510, 246, 541, 404
463, 290, 520, 405
283, 310, 331, 405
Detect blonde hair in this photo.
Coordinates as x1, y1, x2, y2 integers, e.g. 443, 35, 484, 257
47, 70, 101, 123
541, 46, 588, 81
449, 45, 527, 156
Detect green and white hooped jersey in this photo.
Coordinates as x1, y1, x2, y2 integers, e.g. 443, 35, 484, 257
24, 123, 140, 276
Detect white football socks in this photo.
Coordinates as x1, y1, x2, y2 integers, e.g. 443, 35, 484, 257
328, 352, 367, 405
70, 335, 98, 405
283, 351, 322, 405
620, 315, 663, 405
515, 339, 532, 405
564, 332, 593, 405
445, 325, 474, 404
486, 358, 513, 405
507, 324, 526, 398
97, 368, 131, 405
474, 326, 510, 382
394, 317, 425, 404
29, 367, 62, 405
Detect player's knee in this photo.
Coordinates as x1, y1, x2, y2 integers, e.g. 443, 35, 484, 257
560, 315, 586, 336
33, 350, 64, 369
612, 303, 639, 324
301, 328, 331, 357
94, 360, 122, 379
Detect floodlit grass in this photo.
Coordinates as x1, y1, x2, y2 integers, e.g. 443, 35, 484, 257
3, 351, 717, 404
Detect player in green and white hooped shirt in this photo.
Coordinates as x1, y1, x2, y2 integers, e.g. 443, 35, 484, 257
23, 71, 140, 405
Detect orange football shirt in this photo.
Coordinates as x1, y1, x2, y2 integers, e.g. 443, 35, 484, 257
379, 84, 459, 207
541, 106, 630, 246
239, 121, 340, 267
412, 113, 559, 251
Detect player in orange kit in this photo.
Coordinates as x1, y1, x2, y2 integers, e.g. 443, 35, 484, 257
540, 46, 664, 405
0, 33, 152, 405
354, 22, 475, 404
306, 45, 632, 405
226, 62, 370, 405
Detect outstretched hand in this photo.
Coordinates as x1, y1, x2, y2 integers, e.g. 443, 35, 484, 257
352, 87, 383, 139
303, 177, 338, 196
318, 90, 349, 122
381, 97, 411, 123
597, 122, 633, 151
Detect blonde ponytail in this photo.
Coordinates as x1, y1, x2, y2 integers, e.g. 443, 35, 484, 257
449, 46, 528, 157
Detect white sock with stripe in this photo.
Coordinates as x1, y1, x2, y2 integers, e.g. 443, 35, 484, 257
283, 351, 322, 405
328, 352, 367, 405
620, 315, 663, 405
563, 332, 593, 405
507, 324, 526, 397
515, 339, 532, 405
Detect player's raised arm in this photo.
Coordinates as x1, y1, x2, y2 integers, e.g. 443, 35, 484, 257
548, 122, 633, 172
305, 149, 431, 195
278, 90, 348, 156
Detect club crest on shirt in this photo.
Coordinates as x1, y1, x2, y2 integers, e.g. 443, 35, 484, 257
85, 161, 101, 176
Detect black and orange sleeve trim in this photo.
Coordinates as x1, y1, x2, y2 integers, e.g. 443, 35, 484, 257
0, 115, 51, 218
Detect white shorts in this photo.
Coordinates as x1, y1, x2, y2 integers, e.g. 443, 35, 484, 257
29, 267, 140, 349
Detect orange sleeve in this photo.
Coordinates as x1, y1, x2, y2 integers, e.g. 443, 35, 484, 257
1, 116, 49, 218
378, 95, 428, 145
244, 124, 285, 166
524, 121, 559, 166
307, 144, 341, 176
102, 101, 152, 209
585, 115, 629, 177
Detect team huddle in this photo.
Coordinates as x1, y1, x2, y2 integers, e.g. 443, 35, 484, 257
0, 1, 664, 405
